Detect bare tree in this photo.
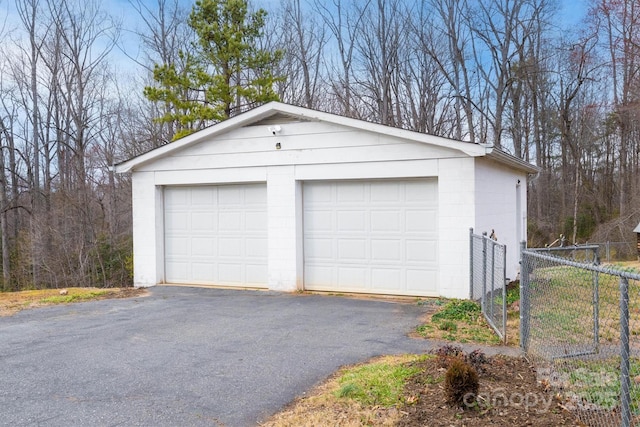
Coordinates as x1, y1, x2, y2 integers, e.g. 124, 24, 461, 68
276, 0, 327, 109
129, 0, 192, 144
314, 0, 370, 117
597, 0, 640, 217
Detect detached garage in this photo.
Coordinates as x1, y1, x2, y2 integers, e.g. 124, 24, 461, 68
115, 102, 537, 299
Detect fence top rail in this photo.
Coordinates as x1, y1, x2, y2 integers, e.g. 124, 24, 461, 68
522, 249, 640, 280
529, 245, 600, 252
471, 232, 507, 250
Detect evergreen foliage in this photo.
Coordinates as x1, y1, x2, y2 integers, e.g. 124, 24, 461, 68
144, 0, 283, 140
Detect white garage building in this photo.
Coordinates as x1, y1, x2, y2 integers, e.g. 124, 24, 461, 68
115, 102, 537, 299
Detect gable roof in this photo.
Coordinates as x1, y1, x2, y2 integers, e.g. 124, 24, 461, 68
114, 101, 539, 174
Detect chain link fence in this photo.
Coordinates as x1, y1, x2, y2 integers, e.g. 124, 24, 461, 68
521, 244, 640, 426
536, 241, 638, 263
592, 241, 638, 263
470, 228, 507, 343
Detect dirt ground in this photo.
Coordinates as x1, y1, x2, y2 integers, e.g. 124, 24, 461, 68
398, 354, 583, 427
264, 351, 585, 427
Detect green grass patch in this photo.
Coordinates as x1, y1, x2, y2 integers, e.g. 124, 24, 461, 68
431, 300, 480, 323
414, 299, 502, 345
438, 320, 458, 332
415, 316, 501, 345
39, 291, 109, 304
335, 356, 427, 407
491, 285, 519, 308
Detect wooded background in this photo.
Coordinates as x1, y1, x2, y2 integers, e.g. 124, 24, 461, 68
0, 0, 637, 290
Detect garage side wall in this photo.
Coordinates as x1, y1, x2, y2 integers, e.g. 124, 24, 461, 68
474, 158, 528, 282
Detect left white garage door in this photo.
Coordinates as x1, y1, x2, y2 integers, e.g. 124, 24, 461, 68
163, 184, 268, 287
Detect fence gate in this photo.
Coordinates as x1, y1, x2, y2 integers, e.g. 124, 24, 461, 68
469, 228, 507, 343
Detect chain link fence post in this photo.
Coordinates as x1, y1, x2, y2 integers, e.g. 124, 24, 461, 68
620, 277, 631, 427
469, 228, 474, 299
490, 241, 495, 322
519, 241, 529, 351
502, 244, 507, 344
482, 232, 487, 312
593, 247, 600, 353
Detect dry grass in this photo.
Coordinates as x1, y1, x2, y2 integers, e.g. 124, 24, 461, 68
260, 355, 421, 427
0, 287, 146, 316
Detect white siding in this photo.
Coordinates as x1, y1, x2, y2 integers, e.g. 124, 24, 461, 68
137, 122, 459, 173
131, 172, 163, 287
438, 157, 476, 299
267, 166, 302, 291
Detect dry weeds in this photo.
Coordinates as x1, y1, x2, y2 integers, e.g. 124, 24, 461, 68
0, 287, 147, 316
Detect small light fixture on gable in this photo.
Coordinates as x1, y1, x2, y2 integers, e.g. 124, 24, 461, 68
268, 125, 281, 135
275, 142, 281, 150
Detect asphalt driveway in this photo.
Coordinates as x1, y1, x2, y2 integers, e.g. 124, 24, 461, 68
0, 286, 435, 426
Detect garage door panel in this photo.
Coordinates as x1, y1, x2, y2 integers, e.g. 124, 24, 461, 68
192, 263, 215, 281
371, 269, 400, 290
405, 210, 437, 233
218, 238, 242, 257
218, 264, 242, 283
304, 238, 333, 260
191, 212, 216, 232
371, 211, 401, 232
245, 238, 268, 258
164, 184, 267, 287
191, 237, 215, 256
337, 267, 366, 287
165, 262, 188, 282
304, 210, 332, 231
218, 186, 243, 205
245, 211, 267, 230
337, 183, 365, 202
304, 184, 332, 204
371, 239, 401, 262
304, 179, 438, 297
405, 180, 438, 203
406, 240, 437, 263
337, 210, 366, 231
189, 187, 215, 205
370, 182, 400, 202
164, 237, 189, 257
406, 270, 437, 293
165, 212, 189, 231
337, 239, 367, 260
244, 185, 268, 204
305, 265, 333, 286
245, 265, 267, 283
165, 188, 189, 205
218, 211, 242, 231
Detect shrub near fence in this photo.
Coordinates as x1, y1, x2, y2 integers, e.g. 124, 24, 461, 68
521, 244, 640, 427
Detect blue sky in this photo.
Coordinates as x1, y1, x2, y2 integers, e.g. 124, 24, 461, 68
558, 0, 589, 27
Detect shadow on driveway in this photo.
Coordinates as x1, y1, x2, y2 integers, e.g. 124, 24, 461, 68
0, 286, 435, 426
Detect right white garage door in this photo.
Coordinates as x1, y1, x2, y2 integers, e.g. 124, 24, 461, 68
303, 179, 438, 296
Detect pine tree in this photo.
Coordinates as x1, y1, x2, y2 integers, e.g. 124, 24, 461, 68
144, 0, 283, 140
